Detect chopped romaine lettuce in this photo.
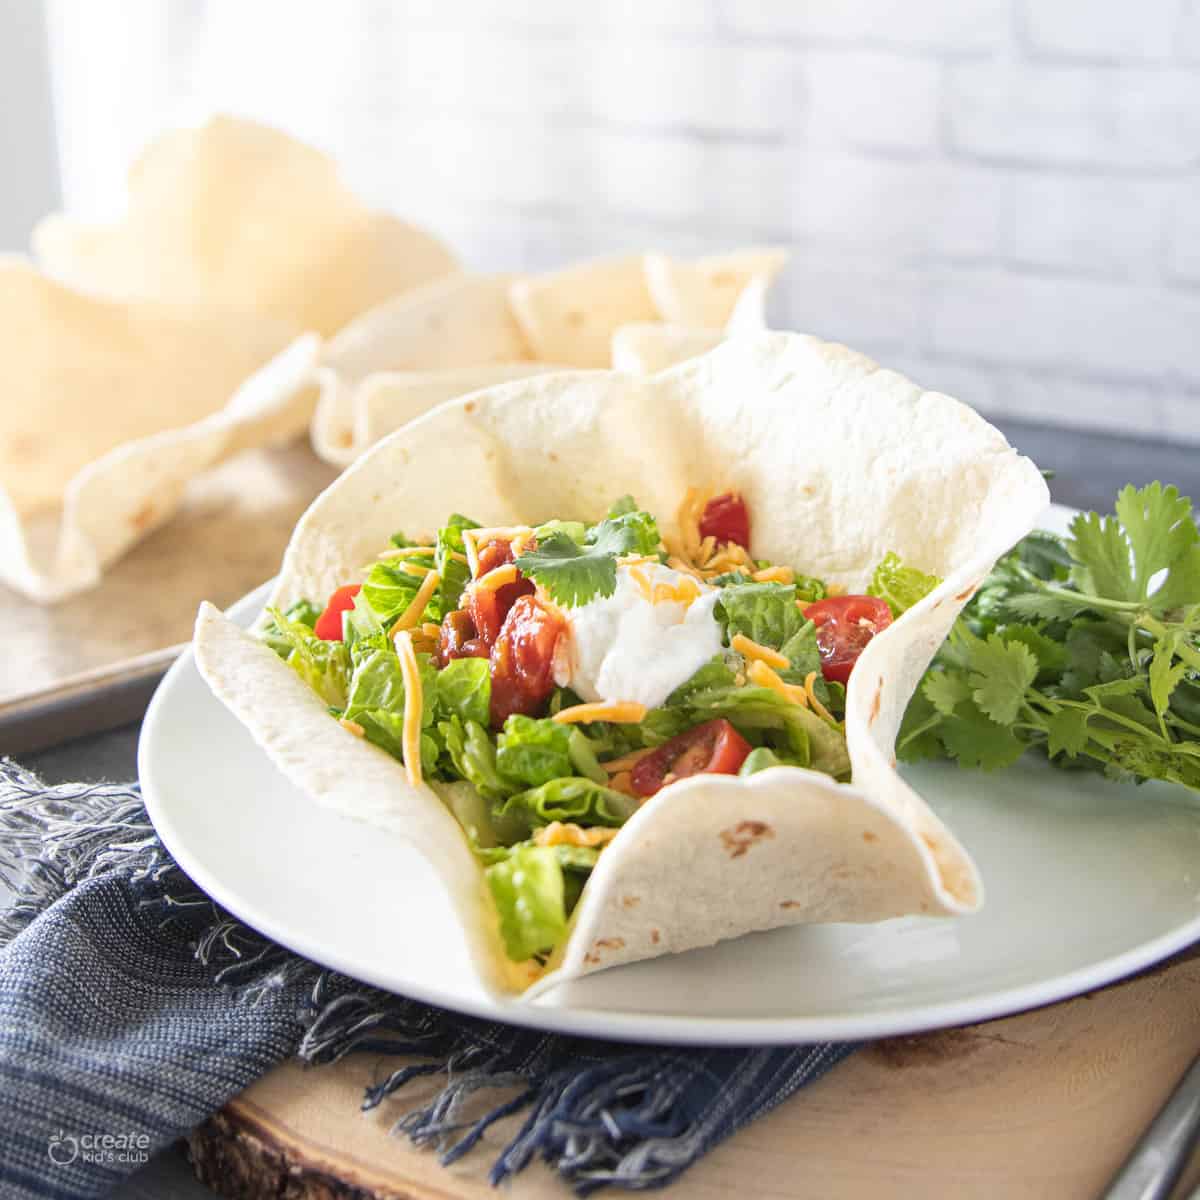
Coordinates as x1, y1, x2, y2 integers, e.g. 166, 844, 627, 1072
868, 552, 941, 617
485, 844, 566, 961
434, 656, 490, 727
498, 776, 639, 834
496, 715, 574, 788
263, 606, 350, 708
434, 513, 479, 614
716, 582, 806, 651
739, 747, 784, 776
534, 519, 587, 545
439, 716, 510, 800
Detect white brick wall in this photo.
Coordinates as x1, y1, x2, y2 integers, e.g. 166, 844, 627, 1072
41, 0, 1200, 443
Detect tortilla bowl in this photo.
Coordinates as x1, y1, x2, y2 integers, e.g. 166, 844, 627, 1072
194, 332, 1049, 997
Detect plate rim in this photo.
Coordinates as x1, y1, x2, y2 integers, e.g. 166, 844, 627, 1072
140, 505, 1200, 1044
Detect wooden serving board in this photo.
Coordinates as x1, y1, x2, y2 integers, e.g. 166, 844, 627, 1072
188, 954, 1200, 1200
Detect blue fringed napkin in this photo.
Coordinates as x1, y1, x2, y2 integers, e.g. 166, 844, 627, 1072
0, 760, 855, 1198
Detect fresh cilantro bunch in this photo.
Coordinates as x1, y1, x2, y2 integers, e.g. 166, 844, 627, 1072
515, 509, 662, 607
900, 483, 1200, 790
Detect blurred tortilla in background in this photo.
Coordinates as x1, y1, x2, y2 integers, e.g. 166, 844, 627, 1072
0, 112, 787, 612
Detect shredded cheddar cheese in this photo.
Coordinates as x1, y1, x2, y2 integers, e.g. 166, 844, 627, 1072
392, 630, 424, 789
731, 633, 791, 670
752, 565, 795, 584
392, 568, 441, 634
804, 671, 838, 725
339, 718, 365, 738
534, 821, 621, 849
653, 576, 700, 607
825, 582, 846, 597
400, 560, 434, 578
552, 701, 649, 725
462, 526, 534, 579
747, 659, 810, 709
629, 566, 654, 602
420, 622, 442, 639
607, 771, 636, 796
476, 563, 518, 592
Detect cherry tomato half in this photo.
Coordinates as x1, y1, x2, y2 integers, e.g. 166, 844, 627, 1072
489, 595, 566, 728
802, 594, 893, 685
699, 492, 750, 550
314, 584, 362, 641
630, 718, 753, 798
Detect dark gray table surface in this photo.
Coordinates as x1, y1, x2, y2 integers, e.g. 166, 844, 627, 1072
12, 416, 1200, 1199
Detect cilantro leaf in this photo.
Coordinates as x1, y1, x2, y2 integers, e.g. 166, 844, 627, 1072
1149, 635, 1187, 722
937, 701, 1027, 771
1046, 708, 1089, 758
924, 670, 971, 717
516, 516, 649, 608
960, 631, 1038, 726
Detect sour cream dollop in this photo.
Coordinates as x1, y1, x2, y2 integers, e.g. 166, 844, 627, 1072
555, 562, 723, 709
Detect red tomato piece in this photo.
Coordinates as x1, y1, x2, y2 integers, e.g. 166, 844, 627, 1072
802, 595, 893, 685
436, 609, 489, 665
488, 595, 565, 728
698, 492, 750, 549
313, 584, 361, 641
630, 718, 753, 799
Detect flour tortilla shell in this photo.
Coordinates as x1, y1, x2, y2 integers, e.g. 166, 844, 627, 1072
508, 255, 659, 367
312, 364, 573, 467
0, 257, 320, 601
311, 272, 546, 466
33, 116, 457, 336
194, 331, 1049, 997
645, 247, 787, 327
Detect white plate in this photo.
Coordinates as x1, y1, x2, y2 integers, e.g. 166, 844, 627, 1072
139, 508, 1200, 1045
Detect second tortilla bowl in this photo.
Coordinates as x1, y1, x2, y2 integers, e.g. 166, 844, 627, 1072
192, 331, 1049, 998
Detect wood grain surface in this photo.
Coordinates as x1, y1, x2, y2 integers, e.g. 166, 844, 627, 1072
186, 955, 1200, 1200
1, 442, 338, 702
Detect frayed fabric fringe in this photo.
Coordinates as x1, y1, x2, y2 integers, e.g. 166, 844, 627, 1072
0, 759, 854, 1194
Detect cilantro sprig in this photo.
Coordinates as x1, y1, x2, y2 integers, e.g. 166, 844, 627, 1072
900, 483, 1200, 789
515, 510, 661, 607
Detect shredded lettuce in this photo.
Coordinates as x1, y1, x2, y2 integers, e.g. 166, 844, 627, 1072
868, 552, 941, 617
439, 716, 509, 801
716, 582, 806, 651
263, 606, 350, 708
485, 844, 566, 962
343, 647, 437, 769
591, 508, 661, 556
434, 656, 490, 727
498, 776, 639, 834
496, 715, 574, 788
360, 560, 427, 626
739, 747, 784, 776
435, 514, 479, 614
606, 494, 640, 518
534, 519, 587, 545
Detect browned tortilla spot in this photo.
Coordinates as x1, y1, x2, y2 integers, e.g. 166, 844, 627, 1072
335, 430, 353, 448
780, 900, 802, 910
719, 820, 775, 858
620, 895, 640, 909
584, 953, 600, 965
710, 270, 736, 287
131, 501, 157, 531
592, 937, 625, 956
955, 582, 979, 601
869, 688, 881, 723
566, 310, 585, 328
650, 929, 660, 944
464, 399, 477, 413
862, 831, 878, 843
